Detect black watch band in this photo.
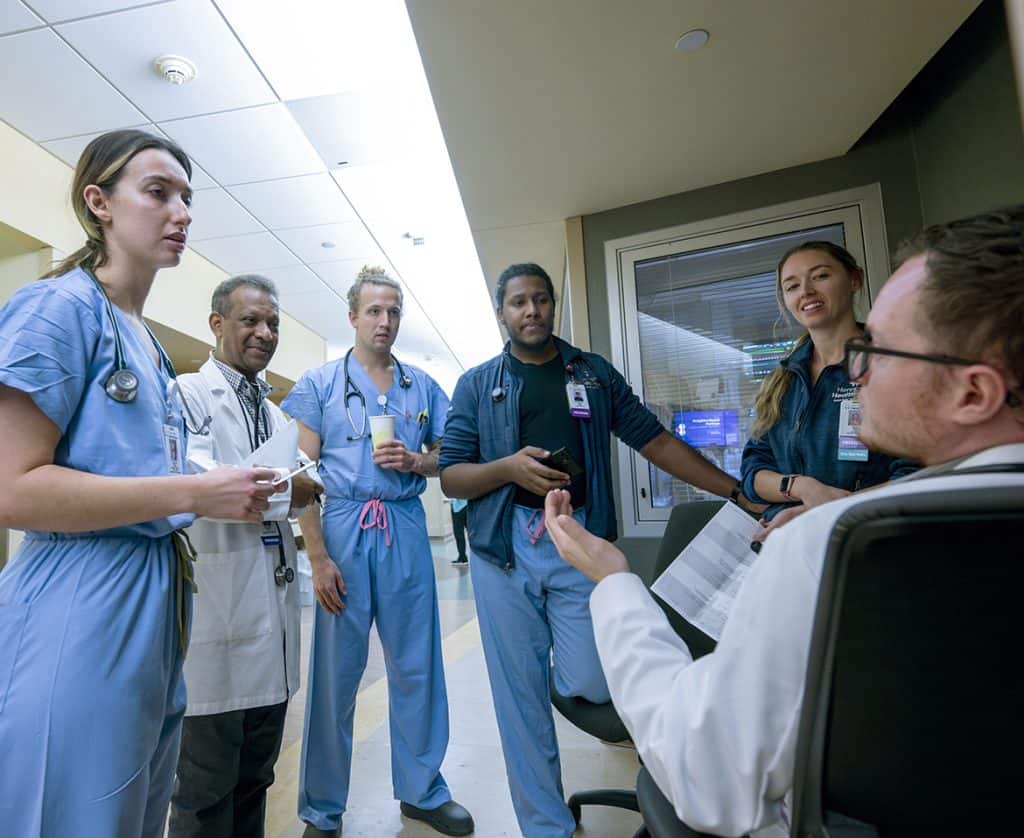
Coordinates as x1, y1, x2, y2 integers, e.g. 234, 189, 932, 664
729, 484, 742, 505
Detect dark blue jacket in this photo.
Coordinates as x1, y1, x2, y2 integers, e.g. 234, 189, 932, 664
740, 339, 915, 520
439, 337, 664, 569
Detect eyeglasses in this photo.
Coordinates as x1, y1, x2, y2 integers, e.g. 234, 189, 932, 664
843, 335, 981, 382
844, 335, 1021, 407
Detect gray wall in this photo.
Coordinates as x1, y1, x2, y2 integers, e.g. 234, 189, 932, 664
581, 0, 1023, 581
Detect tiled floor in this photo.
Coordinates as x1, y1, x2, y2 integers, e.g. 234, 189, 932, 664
263, 552, 644, 837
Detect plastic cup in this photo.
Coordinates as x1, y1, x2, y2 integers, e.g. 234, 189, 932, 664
369, 414, 395, 449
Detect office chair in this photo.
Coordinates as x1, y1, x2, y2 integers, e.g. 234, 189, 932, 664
790, 484, 1024, 836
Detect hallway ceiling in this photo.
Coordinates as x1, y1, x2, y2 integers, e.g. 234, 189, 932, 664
0, 0, 981, 391
406, 0, 982, 296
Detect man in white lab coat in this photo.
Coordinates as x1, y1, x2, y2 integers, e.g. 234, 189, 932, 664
543, 206, 1024, 836
169, 275, 320, 838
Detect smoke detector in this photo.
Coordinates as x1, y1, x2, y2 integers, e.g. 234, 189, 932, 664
153, 54, 198, 85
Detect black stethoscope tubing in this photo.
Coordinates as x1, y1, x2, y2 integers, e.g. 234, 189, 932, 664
86, 269, 211, 435
343, 348, 412, 440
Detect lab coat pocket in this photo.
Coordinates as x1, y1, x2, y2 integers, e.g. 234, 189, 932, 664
189, 550, 273, 646
0, 603, 29, 715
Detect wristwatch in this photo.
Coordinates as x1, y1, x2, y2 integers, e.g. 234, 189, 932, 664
729, 483, 742, 505
779, 474, 797, 500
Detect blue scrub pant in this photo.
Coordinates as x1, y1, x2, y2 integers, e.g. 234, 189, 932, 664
0, 534, 187, 837
471, 506, 610, 838
298, 497, 451, 830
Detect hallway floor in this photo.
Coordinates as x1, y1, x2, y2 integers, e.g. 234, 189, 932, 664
262, 550, 644, 837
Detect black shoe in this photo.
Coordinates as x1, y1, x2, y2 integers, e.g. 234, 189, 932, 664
400, 800, 474, 835
301, 822, 341, 837
451, 556, 468, 564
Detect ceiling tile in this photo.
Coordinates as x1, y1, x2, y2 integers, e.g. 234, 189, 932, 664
0, 28, 146, 140
278, 289, 350, 342
40, 125, 218, 189
0, 1, 43, 34
57, 0, 276, 122
288, 88, 420, 170
227, 173, 357, 231
186, 188, 262, 241
309, 258, 369, 295
276, 222, 379, 265
29, 1, 160, 23
190, 231, 299, 274
258, 264, 332, 298
160, 103, 325, 186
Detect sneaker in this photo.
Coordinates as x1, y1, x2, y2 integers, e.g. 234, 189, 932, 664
451, 556, 468, 564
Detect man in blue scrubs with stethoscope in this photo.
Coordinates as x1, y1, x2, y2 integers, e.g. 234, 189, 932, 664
283, 267, 474, 838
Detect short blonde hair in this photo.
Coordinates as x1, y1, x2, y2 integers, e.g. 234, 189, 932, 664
347, 265, 404, 313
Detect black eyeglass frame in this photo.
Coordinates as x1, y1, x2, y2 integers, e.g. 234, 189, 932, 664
843, 336, 1021, 407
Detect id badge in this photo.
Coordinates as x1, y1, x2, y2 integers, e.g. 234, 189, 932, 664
837, 399, 869, 462
566, 383, 592, 418
162, 423, 184, 474
260, 522, 283, 546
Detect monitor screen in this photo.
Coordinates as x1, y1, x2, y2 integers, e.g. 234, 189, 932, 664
743, 340, 797, 378
672, 410, 740, 448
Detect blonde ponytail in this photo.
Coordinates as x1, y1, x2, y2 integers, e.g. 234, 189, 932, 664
749, 333, 811, 439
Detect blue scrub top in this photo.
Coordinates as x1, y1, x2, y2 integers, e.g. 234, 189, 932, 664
0, 268, 194, 539
282, 354, 449, 502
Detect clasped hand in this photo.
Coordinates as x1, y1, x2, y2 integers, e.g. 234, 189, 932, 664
505, 446, 571, 496
193, 465, 287, 523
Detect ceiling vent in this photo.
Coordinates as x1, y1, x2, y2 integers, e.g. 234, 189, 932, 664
153, 54, 198, 86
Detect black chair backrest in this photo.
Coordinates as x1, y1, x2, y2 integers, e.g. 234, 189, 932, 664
791, 484, 1024, 836
650, 501, 726, 661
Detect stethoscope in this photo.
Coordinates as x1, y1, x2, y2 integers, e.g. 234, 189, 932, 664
489, 351, 601, 402
343, 348, 412, 441
87, 270, 211, 435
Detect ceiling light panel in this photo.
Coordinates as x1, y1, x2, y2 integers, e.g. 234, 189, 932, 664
40, 125, 218, 189
215, 0, 416, 101
57, 0, 276, 122
0, 28, 145, 140
0, 1, 43, 35
185, 188, 263, 241
160, 103, 325, 185
190, 231, 300, 275
275, 222, 379, 265
227, 173, 358, 231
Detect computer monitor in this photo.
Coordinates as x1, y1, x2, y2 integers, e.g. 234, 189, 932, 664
672, 410, 740, 448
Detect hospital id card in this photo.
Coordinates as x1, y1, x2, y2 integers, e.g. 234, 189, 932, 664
566, 383, 591, 418
837, 398, 869, 462
163, 423, 184, 475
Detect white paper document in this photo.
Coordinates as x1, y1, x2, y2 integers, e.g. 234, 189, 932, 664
242, 419, 299, 469
651, 502, 763, 641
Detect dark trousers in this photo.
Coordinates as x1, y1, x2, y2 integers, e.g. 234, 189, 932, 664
451, 504, 468, 560
169, 701, 288, 838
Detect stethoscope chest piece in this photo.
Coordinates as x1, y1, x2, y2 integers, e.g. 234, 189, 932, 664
274, 565, 295, 586
105, 368, 140, 403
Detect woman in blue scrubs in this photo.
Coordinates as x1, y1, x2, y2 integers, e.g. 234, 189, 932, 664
0, 130, 280, 838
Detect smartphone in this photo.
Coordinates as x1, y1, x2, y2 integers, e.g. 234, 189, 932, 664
538, 447, 584, 478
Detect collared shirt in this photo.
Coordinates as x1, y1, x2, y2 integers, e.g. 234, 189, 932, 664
212, 356, 273, 446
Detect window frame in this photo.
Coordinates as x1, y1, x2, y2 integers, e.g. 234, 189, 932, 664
604, 184, 890, 537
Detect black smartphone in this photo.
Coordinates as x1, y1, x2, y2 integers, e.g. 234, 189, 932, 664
538, 446, 584, 478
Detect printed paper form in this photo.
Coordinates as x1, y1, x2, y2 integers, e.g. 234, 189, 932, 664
242, 419, 299, 469
651, 502, 762, 641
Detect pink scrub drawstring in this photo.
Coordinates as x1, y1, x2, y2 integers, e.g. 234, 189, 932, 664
359, 498, 391, 547
525, 509, 547, 545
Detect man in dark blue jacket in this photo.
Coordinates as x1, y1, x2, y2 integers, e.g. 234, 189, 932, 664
439, 263, 756, 838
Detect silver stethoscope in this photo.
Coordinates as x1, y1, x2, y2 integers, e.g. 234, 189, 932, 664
87, 269, 211, 435
343, 348, 412, 441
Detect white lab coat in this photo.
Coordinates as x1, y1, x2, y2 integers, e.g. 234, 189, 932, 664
178, 358, 310, 716
591, 444, 1024, 837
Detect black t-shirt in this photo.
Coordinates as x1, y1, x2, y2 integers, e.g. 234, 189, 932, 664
510, 354, 587, 509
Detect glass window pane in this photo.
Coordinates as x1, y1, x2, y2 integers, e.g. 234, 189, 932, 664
634, 223, 845, 507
